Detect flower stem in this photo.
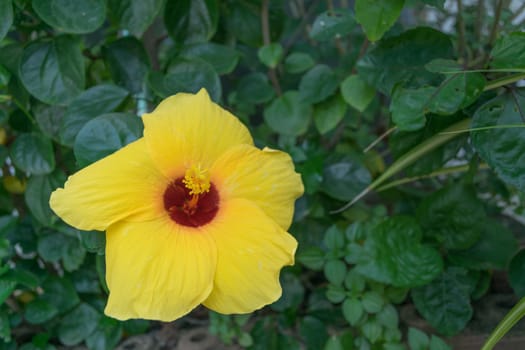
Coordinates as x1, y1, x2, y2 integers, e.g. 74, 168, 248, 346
481, 297, 525, 350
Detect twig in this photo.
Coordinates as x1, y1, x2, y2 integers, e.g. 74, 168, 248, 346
261, 0, 282, 96
457, 0, 467, 63
488, 0, 504, 48
326, 0, 345, 55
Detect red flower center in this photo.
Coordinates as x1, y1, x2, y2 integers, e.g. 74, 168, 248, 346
163, 178, 219, 227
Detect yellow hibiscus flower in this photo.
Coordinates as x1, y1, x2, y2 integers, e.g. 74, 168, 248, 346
49, 89, 304, 321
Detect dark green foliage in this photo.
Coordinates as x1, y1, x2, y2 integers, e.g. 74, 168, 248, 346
1, 1, 524, 349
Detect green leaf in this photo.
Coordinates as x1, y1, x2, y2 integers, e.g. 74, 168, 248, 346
408, 327, 429, 350
74, 113, 143, 167
324, 260, 347, 286
323, 225, 345, 251
284, 52, 315, 74
24, 300, 58, 325
321, 155, 371, 201
390, 86, 434, 131
19, 35, 85, 105
164, 0, 218, 43
10, 133, 55, 175
40, 276, 80, 313
264, 91, 311, 136
258, 43, 283, 68
104, 37, 150, 94
324, 332, 354, 350
32, 0, 105, 34
62, 237, 86, 272
355, 0, 404, 42
340, 74, 375, 112
58, 303, 101, 346
148, 58, 221, 102
377, 304, 399, 329
344, 269, 366, 293
449, 220, 518, 270
299, 64, 338, 104
427, 72, 486, 115
33, 104, 65, 141
80, 231, 105, 254
471, 89, 525, 192
24, 170, 66, 226
0, 280, 15, 305
361, 319, 382, 343
326, 285, 346, 303
108, 0, 163, 37
314, 94, 347, 134
310, 10, 355, 42
0, 0, 13, 41
1, 268, 39, 288
342, 297, 364, 325
37, 233, 64, 262
357, 27, 453, 95
417, 183, 485, 250
412, 267, 473, 336
355, 216, 443, 287
429, 335, 452, 350
180, 42, 239, 74
297, 247, 325, 270
362, 291, 384, 314
299, 316, 328, 350
0, 309, 11, 343
490, 32, 525, 69
85, 316, 123, 350
236, 73, 275, 104
509, 249, 525, 297
59, 84, 129, 146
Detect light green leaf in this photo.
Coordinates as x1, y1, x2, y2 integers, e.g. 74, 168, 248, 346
314, 94, 347, 134
341, 74, 375, 112
264, 91, 311, 136
258, 43, 283, 68
355, 0, 404, 42
299, 64, 338, 104
284, 52, 315, 74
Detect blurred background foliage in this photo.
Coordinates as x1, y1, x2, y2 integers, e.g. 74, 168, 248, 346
1, 0, 525, 349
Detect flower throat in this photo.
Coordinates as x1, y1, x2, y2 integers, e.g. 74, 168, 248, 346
163, 165, 219, 227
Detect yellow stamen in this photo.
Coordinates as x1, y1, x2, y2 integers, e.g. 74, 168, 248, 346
182, 164, 210, 195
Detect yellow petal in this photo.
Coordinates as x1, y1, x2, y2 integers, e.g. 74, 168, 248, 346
50, 139, 168, 231
142, 89, 253, 178
104, 217, 216, 321
211, 145, 304, 230
202, 198, 297, 314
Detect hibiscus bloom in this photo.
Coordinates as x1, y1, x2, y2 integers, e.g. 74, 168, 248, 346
50, 89, 303, 321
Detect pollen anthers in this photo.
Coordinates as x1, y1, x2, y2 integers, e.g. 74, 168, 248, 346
182, 164, 210, 195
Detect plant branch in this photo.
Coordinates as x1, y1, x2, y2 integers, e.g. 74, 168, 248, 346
488, 0, 504, 48
457, 0, 467, 63
261, 0, 282, 96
